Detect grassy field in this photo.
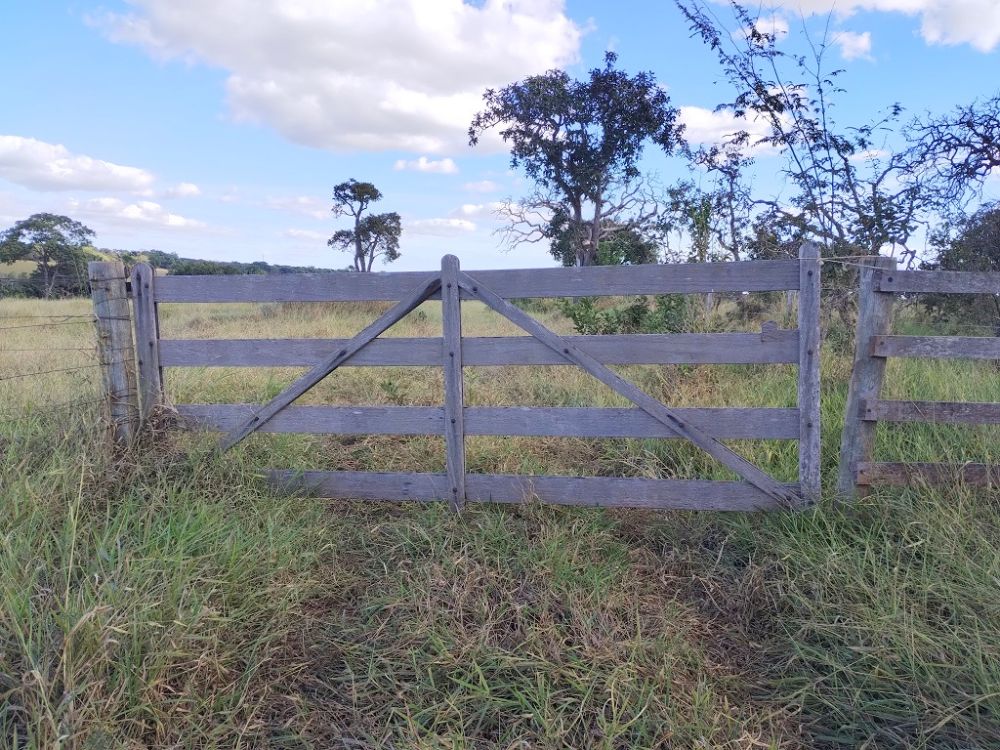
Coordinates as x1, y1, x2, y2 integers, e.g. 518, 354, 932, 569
1, 293, 999, 749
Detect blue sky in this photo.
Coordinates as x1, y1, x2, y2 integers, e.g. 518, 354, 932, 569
2, 0, 998, 271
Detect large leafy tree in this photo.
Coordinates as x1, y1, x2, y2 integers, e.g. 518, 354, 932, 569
921, 202, 1000, 330
469, 52, 684, 266
328, 180, 402, 272
0, 213, 95, 298
549, 217, 659, 267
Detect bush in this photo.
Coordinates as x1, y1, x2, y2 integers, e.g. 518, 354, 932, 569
560, 294, 689, 335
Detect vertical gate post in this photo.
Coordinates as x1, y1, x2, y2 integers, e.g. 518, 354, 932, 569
837, 255, 897, 500
797, 242, 822, 505
131, 262, 162, 423
89, 260, 139, 445
441, 254, 467, 511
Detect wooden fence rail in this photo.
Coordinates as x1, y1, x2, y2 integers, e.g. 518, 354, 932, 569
838, 265, 1000, 497
91, 248, 821, 511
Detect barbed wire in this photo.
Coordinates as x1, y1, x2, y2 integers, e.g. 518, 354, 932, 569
0, 314, 94, 321
0, 320, 95, 331
0, 363, 103, 382
0, 347, 98, 353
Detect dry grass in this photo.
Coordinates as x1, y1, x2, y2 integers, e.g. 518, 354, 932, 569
1, 294, 998, 749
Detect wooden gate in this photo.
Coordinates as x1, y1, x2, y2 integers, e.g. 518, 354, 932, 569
838, 262, 1000, 496
134, 244, 822, 512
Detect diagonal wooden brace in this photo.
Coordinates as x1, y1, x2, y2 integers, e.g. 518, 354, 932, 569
219, 274, 442, 452
456, 271, 804, 509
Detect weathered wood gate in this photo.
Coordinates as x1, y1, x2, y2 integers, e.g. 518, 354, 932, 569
122, 245, 822, 511
838, 263, 1000, 496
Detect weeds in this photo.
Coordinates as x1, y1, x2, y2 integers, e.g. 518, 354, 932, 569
1, 296, 998, 748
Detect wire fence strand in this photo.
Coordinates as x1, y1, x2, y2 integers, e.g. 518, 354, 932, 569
0, 363, 104, 382
0, 320, 96, 331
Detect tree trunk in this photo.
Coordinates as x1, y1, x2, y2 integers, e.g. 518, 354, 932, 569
38, 250, 52, 299
354, 213, 366, 272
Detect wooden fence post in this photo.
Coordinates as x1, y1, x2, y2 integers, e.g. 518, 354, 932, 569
837, 255, 897, 499
131, 262, 162, 423
797, 242, 822, 505
441, 254, 467, 512
89, 260, 138, 445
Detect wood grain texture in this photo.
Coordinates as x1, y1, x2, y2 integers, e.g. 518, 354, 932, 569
130, 263, 162, 423
269, 470, 800, 511
836, 256, 897, 499
89, 261, 138, 445
876, 269, 1000, 294
871, 335, 1000, 360
158, 329, 799, 368
441, 255, 466, 511
862, 399, 1000, 424
177, 404, 800, 439
153, 259, 802, 303
218, 275, 441, 451
457, 271, 805, 508
797, 242, 822, 504
858, 462, 1000, 487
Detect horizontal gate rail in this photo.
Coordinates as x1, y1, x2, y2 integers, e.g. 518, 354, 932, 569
876, 269, 1000, 294
153, 259, 801, 303
870, 335, 1000, 359
269, 470, 799, 511
159, 328, 799, 367
858, 462, 1000, 487
863, 399, 1000, 425
840, 263, 1000, 497
177, 404, 800, 439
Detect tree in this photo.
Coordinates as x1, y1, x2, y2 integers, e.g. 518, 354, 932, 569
904, 93, 1000, 210
0, 213, 95, 298
469, 52, 684, 266
548, 217, 659, 266
921, 202, 1000, 330
328, 180, 402, 272
674, 1, 953, 266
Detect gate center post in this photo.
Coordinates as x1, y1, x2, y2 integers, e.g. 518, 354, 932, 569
441, 254, 467, 511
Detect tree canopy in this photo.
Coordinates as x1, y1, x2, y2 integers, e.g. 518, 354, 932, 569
329, 179, 402, 272
470, 52, 683, 266
0, 213, 95, 298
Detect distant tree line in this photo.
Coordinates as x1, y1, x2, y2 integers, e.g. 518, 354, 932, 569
0, 213, 343, 299
126, 250, 339, 277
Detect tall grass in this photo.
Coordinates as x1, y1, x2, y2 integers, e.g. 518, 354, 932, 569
1, 295, 998, 748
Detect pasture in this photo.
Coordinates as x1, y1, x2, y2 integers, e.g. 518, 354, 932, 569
1, 293, 999, 748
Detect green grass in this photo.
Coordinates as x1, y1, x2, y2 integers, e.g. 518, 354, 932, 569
1, 296, 998, 748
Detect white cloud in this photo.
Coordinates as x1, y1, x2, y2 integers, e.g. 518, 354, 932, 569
283, 228, 328, 242
679, 106, 775, 151
833, 30, 873, 60
455, 202, 503, 219
163, 181, 201, 198
264, 195, 328, 220
746, 1, 1000, 52
0, 135, 155, 192
68, 197, 205, 229
409, 217, 476, 236
394, 156, 459, 174
97, 0, 584, 154
463, 179, 500, 193
734, 14, 790, 43
918, 1, 1000, 51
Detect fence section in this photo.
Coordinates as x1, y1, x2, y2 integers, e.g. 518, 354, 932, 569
838, 265, 1000, 497
97, 248, 821, 511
